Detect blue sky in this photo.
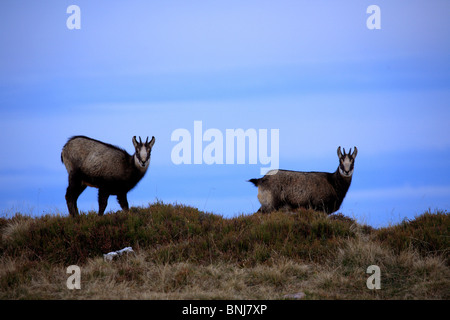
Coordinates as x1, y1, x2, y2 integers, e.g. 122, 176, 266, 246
1, 1, 449, 227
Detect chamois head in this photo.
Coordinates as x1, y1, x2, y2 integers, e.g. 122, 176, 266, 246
132, 136, 156, 170
337, 146, 357, 178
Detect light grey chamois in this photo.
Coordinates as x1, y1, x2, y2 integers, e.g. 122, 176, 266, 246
61, 135, 155, 217
249, 146, 357, 214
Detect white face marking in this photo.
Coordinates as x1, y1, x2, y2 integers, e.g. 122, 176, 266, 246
339, 156, 354, 177
134, 147, 150, 170
140, 148, 148, 163
135, 154, 149, 170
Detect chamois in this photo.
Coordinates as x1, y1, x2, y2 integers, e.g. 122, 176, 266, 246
249, 146, 357, 214
61, 135, 155, 217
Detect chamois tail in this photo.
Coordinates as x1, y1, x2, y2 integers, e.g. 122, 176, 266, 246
248, 178, 261, 187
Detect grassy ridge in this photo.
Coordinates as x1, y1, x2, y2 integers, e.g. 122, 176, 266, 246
0, 203, 448, 299
0, 202, 359, 266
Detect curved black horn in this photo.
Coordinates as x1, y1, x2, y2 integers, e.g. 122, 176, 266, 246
145, 136, 149, 144
139, 136, 142, 144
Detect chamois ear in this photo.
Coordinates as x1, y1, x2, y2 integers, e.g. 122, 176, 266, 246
352, 146, 358, 158
148, 136, 155, 148
337, 146, 343, 158
132, 136, 139, 148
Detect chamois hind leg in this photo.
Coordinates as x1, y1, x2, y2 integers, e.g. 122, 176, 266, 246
65, 173, 86, 217
98, 189, 109, 216
256, 204, 273, 214
117, 193, 129, 212
256, 187, 276, 214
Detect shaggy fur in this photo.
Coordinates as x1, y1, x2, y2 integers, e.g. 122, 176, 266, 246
61, 135, 155, 217
249, 147, 357, 214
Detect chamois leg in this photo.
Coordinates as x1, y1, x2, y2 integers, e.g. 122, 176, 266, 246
98, 189, 109, 216
65, 174, 86, 217
256, 187, 275, 214
258, 206, 272, 214
117, 193, 129, 212
256, 206, 272, 214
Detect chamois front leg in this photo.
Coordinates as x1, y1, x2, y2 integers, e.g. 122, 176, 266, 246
117, 193, 129, 212
98, 189, 109, 216
65, 173, 87, 217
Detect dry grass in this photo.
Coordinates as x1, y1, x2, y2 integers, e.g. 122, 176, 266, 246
0, 203, 448, 299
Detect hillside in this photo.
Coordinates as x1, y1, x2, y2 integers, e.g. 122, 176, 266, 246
0, 202, 448, 299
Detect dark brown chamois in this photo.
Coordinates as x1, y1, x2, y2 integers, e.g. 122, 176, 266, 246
61, 135, 155, 217
249, 146, 357, 214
